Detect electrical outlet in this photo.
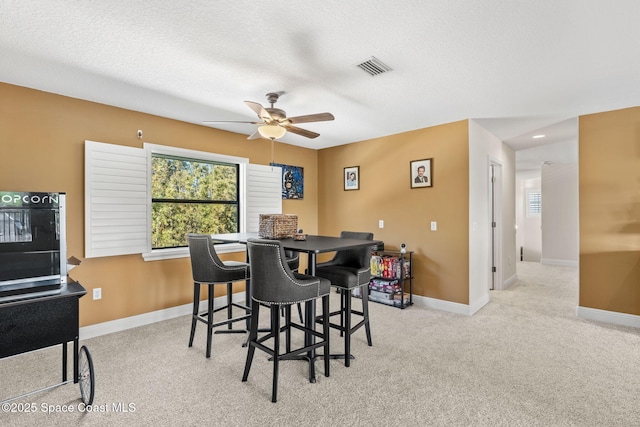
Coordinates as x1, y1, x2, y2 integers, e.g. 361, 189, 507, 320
378, 220, 384, 229
93, 288, 102, 300
431, 221, 437, 231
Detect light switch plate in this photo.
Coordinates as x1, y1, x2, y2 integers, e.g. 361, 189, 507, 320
378, 220, 384, 229
431, 221, 437, 231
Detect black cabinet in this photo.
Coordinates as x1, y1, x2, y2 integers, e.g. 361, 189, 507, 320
0, 281, 86, 373
367, 250, 413, 309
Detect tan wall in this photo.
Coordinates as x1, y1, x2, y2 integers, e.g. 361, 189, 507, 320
0, 83, 318, 326
579, 106, 640, 316
14, 80, 636, 323
318, 121, 470, 304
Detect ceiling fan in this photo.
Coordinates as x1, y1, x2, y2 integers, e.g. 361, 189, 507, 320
204, 92, 334, 140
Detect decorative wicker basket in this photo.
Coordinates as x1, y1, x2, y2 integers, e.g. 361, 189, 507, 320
258, 214, 298, 239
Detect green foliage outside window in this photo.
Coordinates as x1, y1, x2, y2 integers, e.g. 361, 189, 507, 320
151, 155, 239, 248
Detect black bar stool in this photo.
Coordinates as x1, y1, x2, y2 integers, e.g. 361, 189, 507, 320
187, 233, 251, 358
313, 231, 374, 366
243, 238, 331, 402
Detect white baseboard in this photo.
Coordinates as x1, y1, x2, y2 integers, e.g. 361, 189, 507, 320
79, 293, 247, 340
503, 273, 517, 289
576, 306, 640, 329
412, 294, 488, 316
541, 258, 578, 267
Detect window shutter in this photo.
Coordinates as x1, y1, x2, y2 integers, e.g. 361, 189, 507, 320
246, 164, 282, 232
527, 190, 542, 216
85, 140, 149, 258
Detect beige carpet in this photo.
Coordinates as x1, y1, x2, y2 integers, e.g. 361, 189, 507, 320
2, 262, 639, 426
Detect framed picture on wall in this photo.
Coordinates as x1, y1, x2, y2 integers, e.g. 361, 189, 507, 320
410, 158, 432, 188
344, 166, 360, 191
270, 163, 304, 199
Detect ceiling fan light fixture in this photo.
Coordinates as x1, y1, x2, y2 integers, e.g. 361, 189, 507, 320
209, 92, 333, 140
258, 124, 286, 140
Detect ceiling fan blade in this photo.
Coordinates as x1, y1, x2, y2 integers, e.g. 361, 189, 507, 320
247, 130, 263, 140
284, 125, 320, 139
287, 112, 335, 124
244, 101, 272, 121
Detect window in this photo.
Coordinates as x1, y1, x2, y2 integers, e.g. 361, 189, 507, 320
526, 189, 542, 216
144, 143, 249, 259
85, 141, 281, 260
151, 154, 239, 249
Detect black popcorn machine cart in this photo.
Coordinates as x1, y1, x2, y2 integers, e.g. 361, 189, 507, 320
0, 191, 95, 405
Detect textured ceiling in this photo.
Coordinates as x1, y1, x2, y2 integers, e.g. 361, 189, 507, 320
1, 1, 638, 158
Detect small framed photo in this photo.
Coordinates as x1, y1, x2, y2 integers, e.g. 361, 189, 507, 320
344, 166, 360, 191
410, 158, 432, 188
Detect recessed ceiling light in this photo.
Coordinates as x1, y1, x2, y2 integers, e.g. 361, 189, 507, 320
532, 134, 546, 139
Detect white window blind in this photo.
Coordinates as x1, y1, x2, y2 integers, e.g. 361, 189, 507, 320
527, 189, 542, 216
246, 164, 282, 232
85, 140, 149, 258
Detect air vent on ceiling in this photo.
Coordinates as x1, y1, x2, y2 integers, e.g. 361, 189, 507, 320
357, 56, 392, 76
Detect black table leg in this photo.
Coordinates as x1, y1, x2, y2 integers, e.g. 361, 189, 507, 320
304, 299, 316, 383
306, 253, 317, 383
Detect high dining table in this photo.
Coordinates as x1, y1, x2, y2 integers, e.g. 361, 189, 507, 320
210, 232, 382, 382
